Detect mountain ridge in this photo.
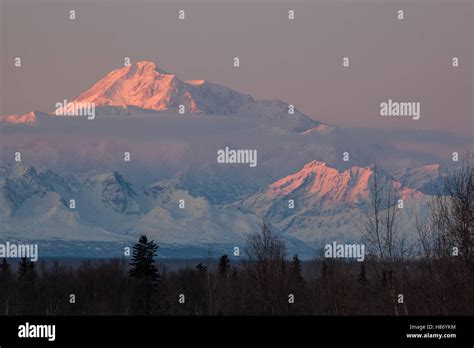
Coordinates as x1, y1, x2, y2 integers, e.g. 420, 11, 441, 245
0, 160, 435, 254
1, 60, 320, 132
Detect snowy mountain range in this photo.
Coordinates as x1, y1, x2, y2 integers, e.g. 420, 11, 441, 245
241, 160, 431, 244
0, 60, 463, 257
0, 160, 437, 258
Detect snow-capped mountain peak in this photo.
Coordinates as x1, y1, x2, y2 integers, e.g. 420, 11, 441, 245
1, 60, 321, 132
394, 163, 446, 194
239, 160, 429, 245
68, 60, 320, 131
0, 111, 38, 125
73, 60, 182, 111
265, 161, 374, 204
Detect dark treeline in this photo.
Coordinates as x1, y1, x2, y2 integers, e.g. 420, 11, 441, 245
0, 240, 472, 316
0, 154, 472, 316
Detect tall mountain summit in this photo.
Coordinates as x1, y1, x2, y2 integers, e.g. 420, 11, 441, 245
2, 61, 320, 132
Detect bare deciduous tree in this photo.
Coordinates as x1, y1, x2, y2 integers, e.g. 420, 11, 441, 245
359, 165, 407, 315
431, 152, 473, 268
245, 219, 288, 315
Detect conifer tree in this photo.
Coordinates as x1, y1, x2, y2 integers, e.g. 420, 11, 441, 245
218, 255, 230, 276
358, 262, 368, 285
17, 257, 37, 314
128, 235, 160, 314
0, 258, 11, 278
321, 260, 328, 279
290, 254, 304, 283
231, 267, 238, 280
0, 258, 12, 315
18, 257, 36, 281
129, 235, 160, 281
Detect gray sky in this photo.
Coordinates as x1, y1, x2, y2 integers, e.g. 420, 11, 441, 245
1, 0, 472, 134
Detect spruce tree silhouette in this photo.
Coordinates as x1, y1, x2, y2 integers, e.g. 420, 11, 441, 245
17, 257, 37, 314
358, 262, 368, 285
18, 257, 36, 281
290, 254, 303, 283
0, 258, 12, 315
129, 235, 160, 281
231, 267, 238, 280
0, 258, 11, 277
129, 235, 160, 314
321, 260, 328, 279
218, 255, 230, 277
